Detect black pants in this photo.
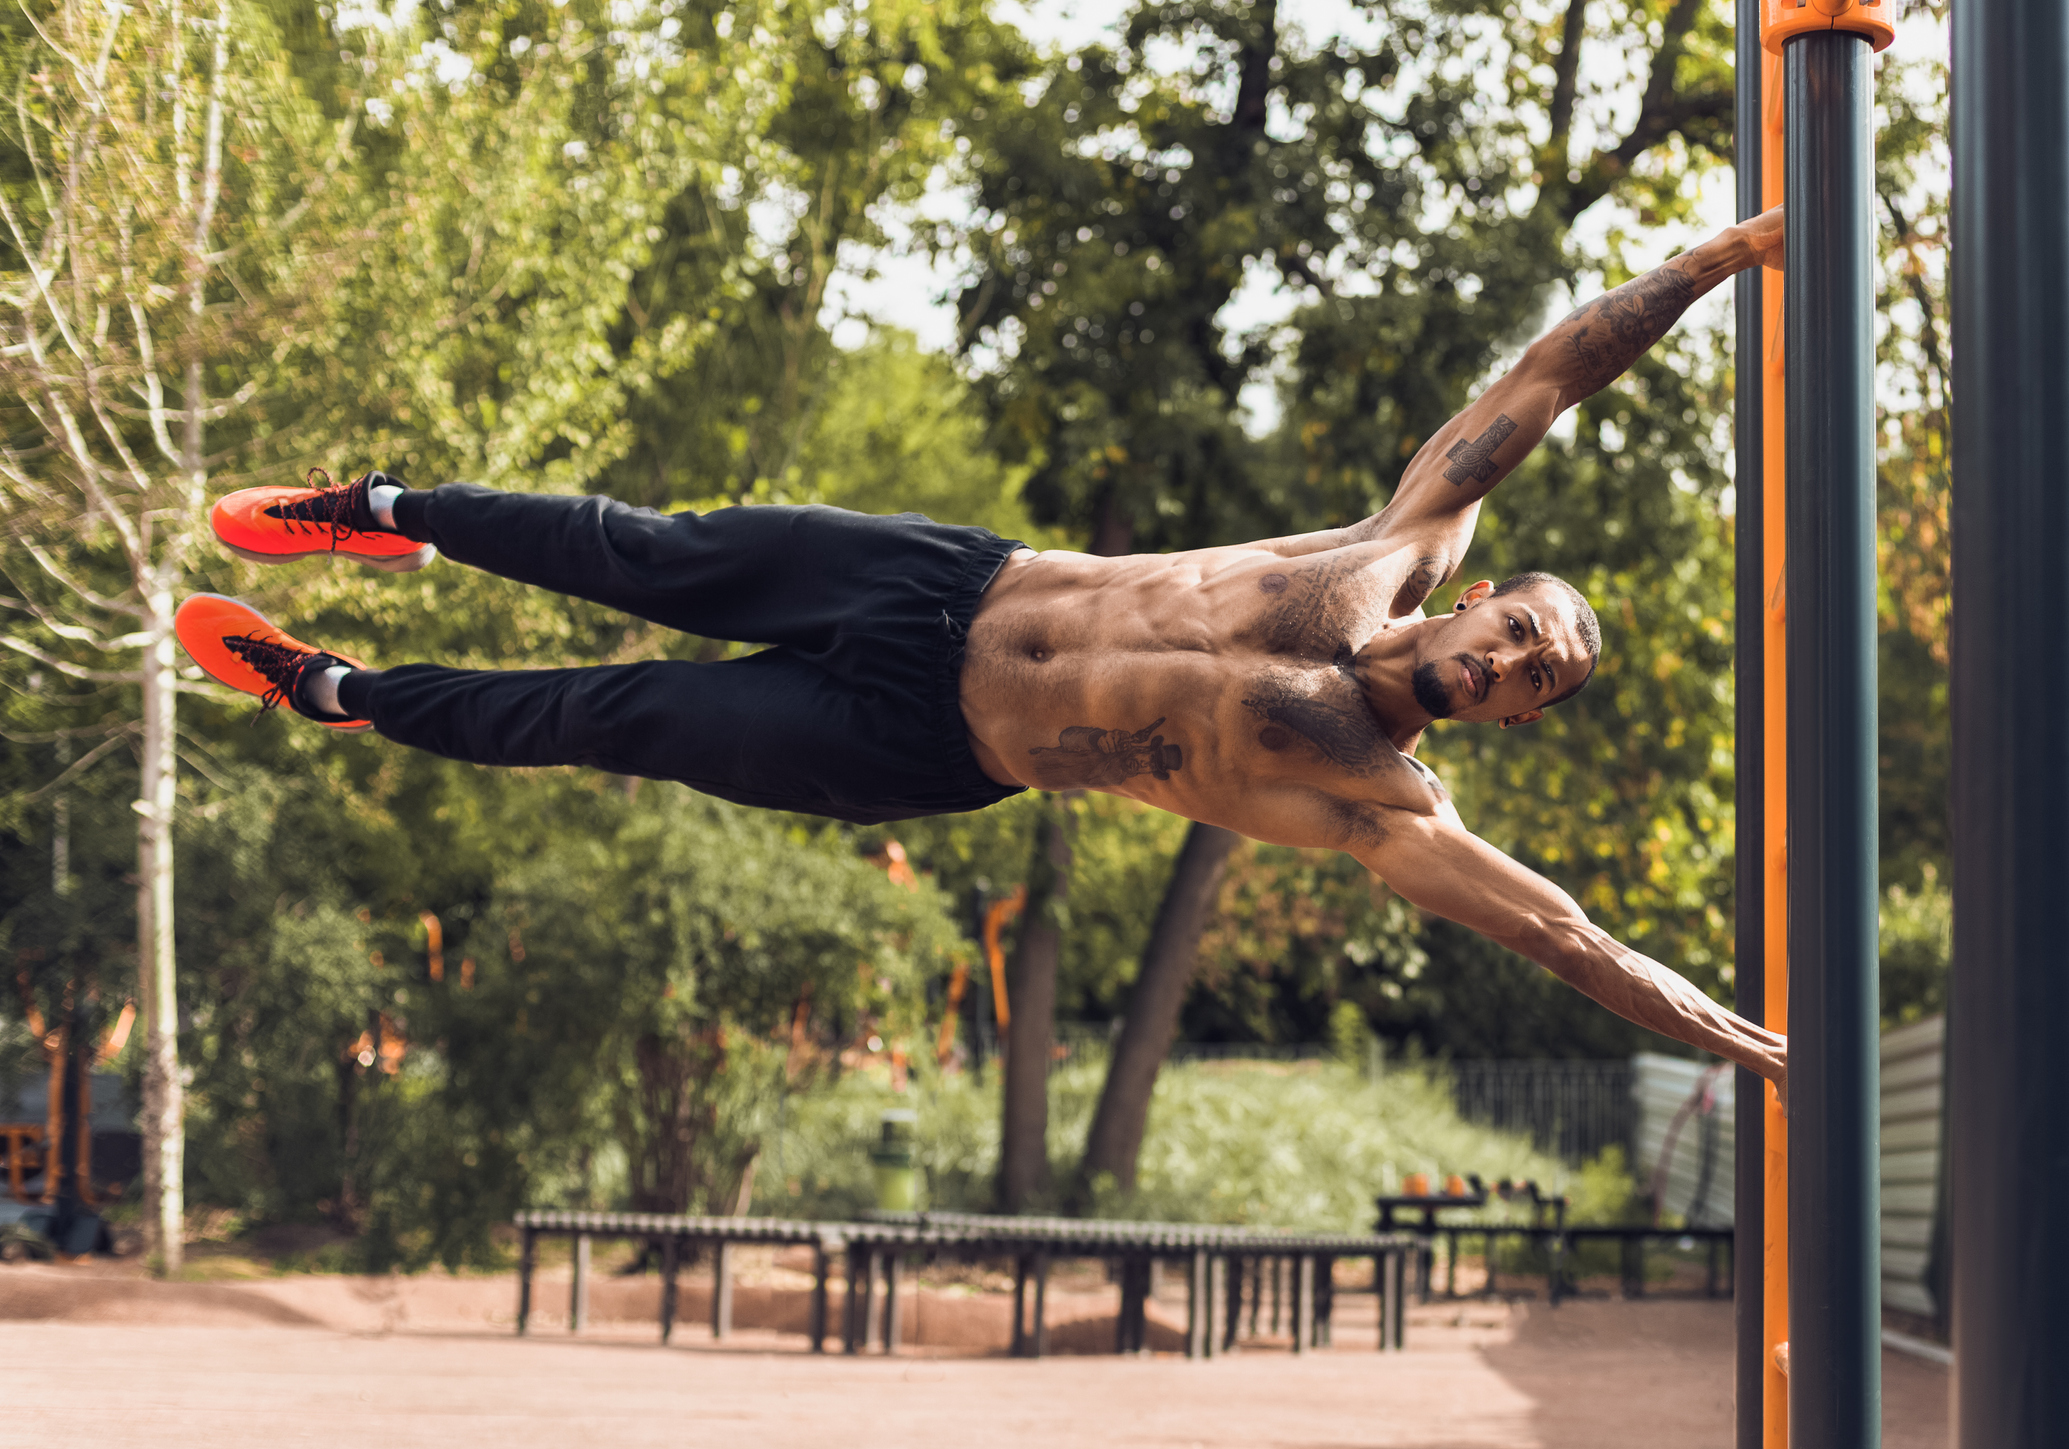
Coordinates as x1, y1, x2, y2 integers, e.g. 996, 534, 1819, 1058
341, 485, 1028, 824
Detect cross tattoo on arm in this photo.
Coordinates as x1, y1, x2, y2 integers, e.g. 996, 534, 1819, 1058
1442, 414, 1519, 487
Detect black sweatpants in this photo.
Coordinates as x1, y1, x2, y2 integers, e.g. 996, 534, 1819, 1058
340, 484, 1028, 824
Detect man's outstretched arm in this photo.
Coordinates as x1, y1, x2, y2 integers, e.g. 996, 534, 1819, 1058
1353, 805, 1787, 1095
1262, 207, 1785, 559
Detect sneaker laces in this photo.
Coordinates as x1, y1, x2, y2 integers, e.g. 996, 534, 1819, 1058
262, 469, 373, 551
221, 633, 329, 719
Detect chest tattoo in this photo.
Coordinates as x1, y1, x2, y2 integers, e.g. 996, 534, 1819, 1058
1257, 555, 1376, 657
1028, 718, 1185, 789
1242, 673, 1391, 778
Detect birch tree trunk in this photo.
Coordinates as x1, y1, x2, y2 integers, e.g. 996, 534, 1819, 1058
0, 0, 336, 1273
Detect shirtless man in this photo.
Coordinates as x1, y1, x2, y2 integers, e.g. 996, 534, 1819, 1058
179, 206, 1787, 1096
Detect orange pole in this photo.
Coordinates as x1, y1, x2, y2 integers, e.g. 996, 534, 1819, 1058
1759, 40, 1790, 1449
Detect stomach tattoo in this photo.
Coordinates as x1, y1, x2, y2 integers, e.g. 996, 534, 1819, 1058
1027, 718, 1185, 789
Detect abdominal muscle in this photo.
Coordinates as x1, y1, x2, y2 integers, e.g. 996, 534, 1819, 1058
959, 548, 1240, 800
956, 544, 1419, 842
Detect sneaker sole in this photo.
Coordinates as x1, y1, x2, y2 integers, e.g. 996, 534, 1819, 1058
220, 541, 437, 573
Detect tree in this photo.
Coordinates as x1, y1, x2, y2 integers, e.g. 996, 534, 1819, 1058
0, 0, 349, 1270
950, 0, 1741, 1198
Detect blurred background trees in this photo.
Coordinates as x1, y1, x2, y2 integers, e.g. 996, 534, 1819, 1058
0, 0, 1951, 1259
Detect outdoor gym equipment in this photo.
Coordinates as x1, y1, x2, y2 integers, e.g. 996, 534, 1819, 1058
1732, 2, 1894, 1446
1946, 4, 2069, 1448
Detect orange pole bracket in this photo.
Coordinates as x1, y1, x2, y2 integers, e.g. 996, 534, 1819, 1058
1761, 0, 1896, 55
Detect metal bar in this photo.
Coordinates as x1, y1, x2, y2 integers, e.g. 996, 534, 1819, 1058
1223, 1253, 1243, 1350
569, 1232, 590, 1334
844, 1245, 870, 1354
1382, 1250, 1405, 1351
1950, 2, 2069, 1444
1732, 5, 1768, 1447
1292, 1254, 1314, 1355
882, 1251, 903, 1355
1031, 1252, 1050, 1359
1783, 30, 1882, 1449
1315, 1255, 1334, 1348
1185, 1249, 1208, 1359
659, 1235, 680, 1345
517, 1228, 535, 1336
1759, 19, 1792, 1448
1011, 1252, 1029, 1356
711, 1239, 733, 1340
809, 1242, 830, 1353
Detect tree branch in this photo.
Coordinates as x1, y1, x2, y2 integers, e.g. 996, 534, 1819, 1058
25, 731, 129, 801
0, 633, 143, 682
1547, 0, 1590, 145
17, 538, 145, 616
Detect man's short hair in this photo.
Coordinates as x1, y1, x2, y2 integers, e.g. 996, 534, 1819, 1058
1489, 571, 1600, 705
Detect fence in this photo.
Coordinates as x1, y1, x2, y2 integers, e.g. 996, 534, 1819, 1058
1879, 1015, 1943, 1321
1447, 1059, 1638, 1167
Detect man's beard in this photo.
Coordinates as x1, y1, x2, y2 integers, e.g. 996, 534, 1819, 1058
1412, 660, 1456, 719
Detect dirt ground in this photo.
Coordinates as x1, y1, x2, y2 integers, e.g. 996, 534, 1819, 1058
0, 1258, 1948, 1448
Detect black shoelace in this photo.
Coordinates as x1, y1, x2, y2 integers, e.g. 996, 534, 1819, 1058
262, 468, 372, 552
221, 633, 324, 719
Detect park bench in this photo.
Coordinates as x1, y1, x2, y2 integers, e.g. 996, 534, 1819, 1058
512, 1209, 1421, 1359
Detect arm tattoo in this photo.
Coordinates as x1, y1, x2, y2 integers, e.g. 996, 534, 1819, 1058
1562, 264, 1701, 396
1028, 718, 1184, 788
1442, 415, 1519, 487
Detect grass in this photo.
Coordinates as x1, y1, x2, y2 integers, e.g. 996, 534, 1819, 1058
761, 1055, 1636, 1231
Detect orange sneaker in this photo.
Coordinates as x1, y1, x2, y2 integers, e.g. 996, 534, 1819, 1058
175, 594, 374, 732
211, 469, 435, 571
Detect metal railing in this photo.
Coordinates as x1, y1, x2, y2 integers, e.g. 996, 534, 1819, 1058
1445, 1059, 1637, 1167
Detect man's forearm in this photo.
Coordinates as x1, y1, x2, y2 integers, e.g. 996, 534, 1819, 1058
1536, 225, 1759, 409
1547, 922, 1785, 1083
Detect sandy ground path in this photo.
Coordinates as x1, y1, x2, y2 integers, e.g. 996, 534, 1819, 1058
1, 1275, 1947, 1449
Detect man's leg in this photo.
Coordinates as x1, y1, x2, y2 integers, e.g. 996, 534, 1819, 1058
388, 484, 944, 648
339, 650, 825, 798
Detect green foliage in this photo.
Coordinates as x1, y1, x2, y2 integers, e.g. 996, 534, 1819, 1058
1880, 865, 1950, 1029
767, 1054, 1627, 1231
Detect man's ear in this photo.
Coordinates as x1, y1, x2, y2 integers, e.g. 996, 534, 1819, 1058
1497, 709, 1545, 731
1453, 579, 1496, 611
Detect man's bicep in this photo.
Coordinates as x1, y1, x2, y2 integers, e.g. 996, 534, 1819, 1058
1354, 809, 1586, 963
1382, 355, 1568, 533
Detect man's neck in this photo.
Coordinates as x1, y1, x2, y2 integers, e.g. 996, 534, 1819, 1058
1352, 616, 1442, 751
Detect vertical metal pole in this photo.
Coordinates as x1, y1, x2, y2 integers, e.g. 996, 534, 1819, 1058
1784, 30, 1881, 1449
1950, 2, 2069, 1444
1733, 4, 1768, 1444
809, 1241, 830, 1353
516, 1227, 536, 1336
659, 1235, 680, 1345
569, 1232, 590, 1334
711, 1239, 734, 1340
881, 1251, 903, 1355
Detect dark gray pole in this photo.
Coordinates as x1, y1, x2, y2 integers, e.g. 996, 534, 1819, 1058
1783, 30, 1880, 1449
1731, 5, 1765, 1444
1949, 2, 2069, 1444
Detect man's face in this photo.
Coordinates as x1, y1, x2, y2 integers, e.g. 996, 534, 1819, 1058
1411, 581, 1591, 727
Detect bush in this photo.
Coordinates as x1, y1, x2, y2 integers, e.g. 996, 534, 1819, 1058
762, 1055, 1632, 1232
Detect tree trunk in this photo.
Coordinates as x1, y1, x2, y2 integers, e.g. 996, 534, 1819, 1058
996, 803, 1071, 1214
136, 588, 184, 1273
1070, 821, 1239, 1210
